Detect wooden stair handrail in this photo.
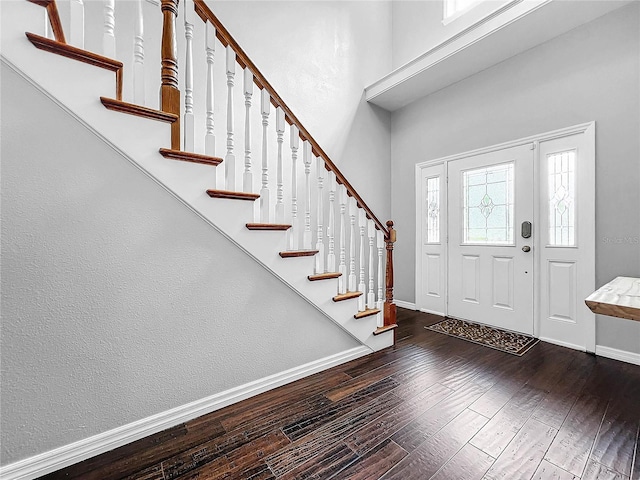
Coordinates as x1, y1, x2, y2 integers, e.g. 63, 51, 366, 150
193, 0, 389, 239
27, 0, 66, 43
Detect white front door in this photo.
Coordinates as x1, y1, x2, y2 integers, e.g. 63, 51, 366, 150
447, 144, 535, 335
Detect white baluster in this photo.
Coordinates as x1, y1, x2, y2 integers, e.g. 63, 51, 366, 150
357, 209, 366, 311
367, 220, 376, 310
302, 141, 313, 250
70, 0, 84, 48
243, 68, 253, 193
376, 229, 385, 327
225, 46, 236, 190
288, 125, 300, 250
132, 0, 145, 105
260, 89, 270, 223
275, 108, 285, 223
182, 0, 194, 149
204, 22, 216, 159
338, 185, 347, 294
103, 0, 116, 58
315, 157, 325, 274
348, 197, 357, 292
326, 171, 337, 273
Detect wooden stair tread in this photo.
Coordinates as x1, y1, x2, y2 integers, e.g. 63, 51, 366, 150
373, 324, 398, 335
279, 250, 319, 258
26, 33, 123, 100
26, 33, 122, 71
308, 272, 342, 281
159, 149, 222, 166
333, 291, 363, 302
354, 308, 380, 319
206, 190, 260, 201
246, 223, 291, 231
101, 97, 177, 123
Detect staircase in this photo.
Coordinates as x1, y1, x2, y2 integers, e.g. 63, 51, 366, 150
2, 0, 398, 352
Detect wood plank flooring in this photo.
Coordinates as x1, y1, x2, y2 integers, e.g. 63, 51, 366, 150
41, 309, 640, 480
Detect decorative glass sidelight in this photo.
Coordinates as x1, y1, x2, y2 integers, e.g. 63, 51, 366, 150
425, 176, 440, 243
463, 162, 514, 244
548, 150, 576, 246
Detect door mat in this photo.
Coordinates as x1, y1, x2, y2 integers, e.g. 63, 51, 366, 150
425, 317, 539, 356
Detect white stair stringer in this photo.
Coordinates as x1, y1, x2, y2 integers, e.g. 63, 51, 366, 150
1, 1, 394, 352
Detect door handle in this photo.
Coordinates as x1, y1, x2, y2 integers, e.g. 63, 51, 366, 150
522, 245, 531, 252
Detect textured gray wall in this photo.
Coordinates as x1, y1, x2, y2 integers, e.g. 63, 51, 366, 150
0, 64, 360, 465
390, 4, 640, 353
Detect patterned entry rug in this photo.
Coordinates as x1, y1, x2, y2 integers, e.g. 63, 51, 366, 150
426, 317, 539, 356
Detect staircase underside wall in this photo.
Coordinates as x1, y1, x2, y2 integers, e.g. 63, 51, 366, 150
0, 64, 361, 466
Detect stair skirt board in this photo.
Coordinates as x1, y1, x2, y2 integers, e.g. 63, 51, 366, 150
0, 347, 371, 480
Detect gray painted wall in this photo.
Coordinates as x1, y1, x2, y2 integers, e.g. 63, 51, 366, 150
0, 64, 360, 465
391, 4, 640, 353
208, 0, 393, 224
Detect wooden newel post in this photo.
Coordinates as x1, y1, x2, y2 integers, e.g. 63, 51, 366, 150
384, 220, 397, 328
160, 0, 181, 150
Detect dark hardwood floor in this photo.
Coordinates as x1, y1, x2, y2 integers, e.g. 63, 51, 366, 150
42, 308, 640, 480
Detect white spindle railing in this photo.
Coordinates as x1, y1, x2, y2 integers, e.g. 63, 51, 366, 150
182, 0, 194, 149
225, 46, 236, 190
326, 171, 336, 273
302, 141, 312, 250
348, 196, 357, 292
275, 108, 285, 223
103, 0, 116, 58
367, 219, 376, 310
55, 0, 392, 328
288, 125, 300, 250
243, 68, 253, 193
315, 157, 325, 273
338, 185, 347, 294
357, 209, 366, 311
204, 21, 216, 158
377, 229, 385, 325
70, 0, 84, 48
260, 89, 270, 222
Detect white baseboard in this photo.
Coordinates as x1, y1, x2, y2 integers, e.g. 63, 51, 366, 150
595, 345, 640, 366
0, 346, 370, 480
538, 337, 587, 352
394, 300, 416, 310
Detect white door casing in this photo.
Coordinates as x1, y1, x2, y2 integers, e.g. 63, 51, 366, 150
415, 122, 595, 351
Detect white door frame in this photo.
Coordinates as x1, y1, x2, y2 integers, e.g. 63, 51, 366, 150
415, 122, 595, 352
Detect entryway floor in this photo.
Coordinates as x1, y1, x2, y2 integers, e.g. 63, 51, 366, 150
41, 308, 640, 480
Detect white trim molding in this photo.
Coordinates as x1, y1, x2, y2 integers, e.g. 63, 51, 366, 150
0, 346, 370, 480
595, 345, 640, 366
394, 299, 417, 310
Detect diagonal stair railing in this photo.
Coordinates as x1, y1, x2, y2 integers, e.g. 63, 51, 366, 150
28, 0, 398, 335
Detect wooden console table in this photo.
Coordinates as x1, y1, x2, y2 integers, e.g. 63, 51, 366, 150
585, 276, 640, 322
